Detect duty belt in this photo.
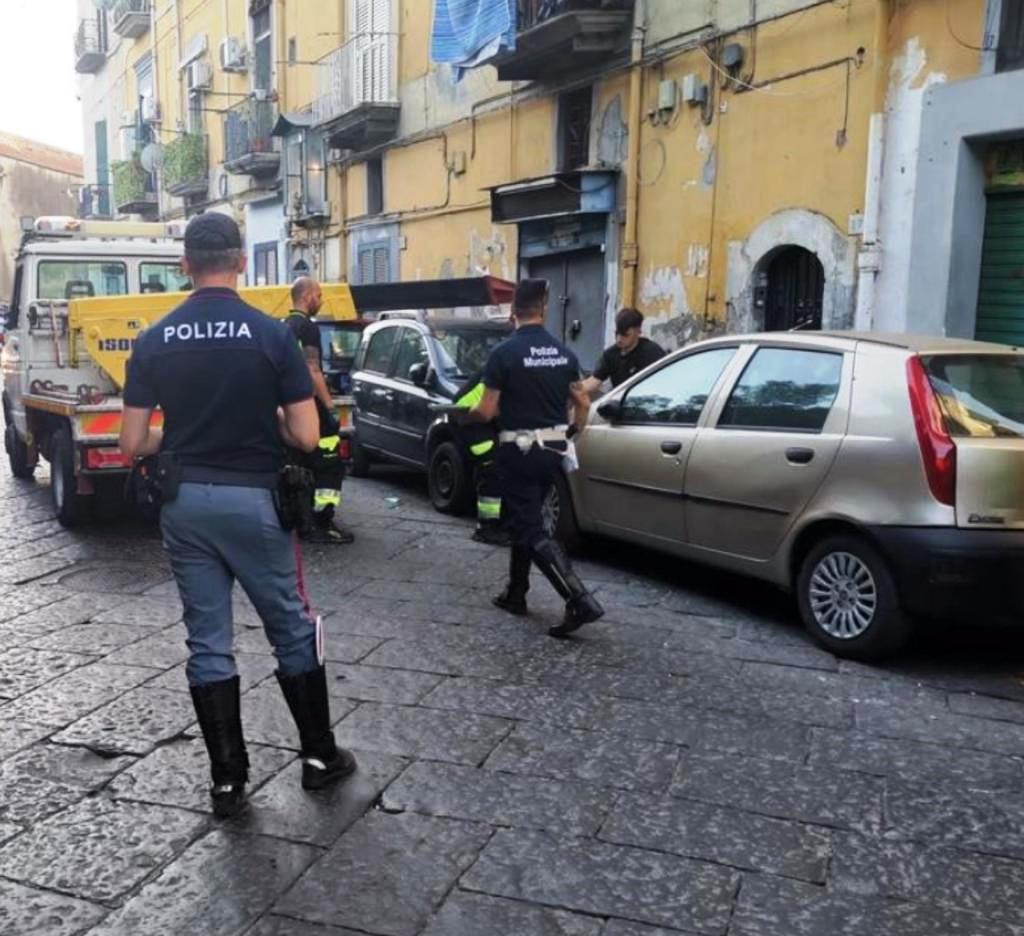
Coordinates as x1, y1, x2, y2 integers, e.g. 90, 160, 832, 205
181, 466, 278, 490
498, 426, 569, 453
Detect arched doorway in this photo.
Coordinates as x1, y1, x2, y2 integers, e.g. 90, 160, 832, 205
760, 246, 825, 331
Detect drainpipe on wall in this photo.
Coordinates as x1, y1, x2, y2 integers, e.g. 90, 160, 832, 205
150, 0, 162, 212
621, 5, 647, 308
275, 0, 288, 107
854, 0, 890, 330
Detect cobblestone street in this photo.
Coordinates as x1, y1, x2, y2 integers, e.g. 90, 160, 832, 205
1, 463, 1024, 935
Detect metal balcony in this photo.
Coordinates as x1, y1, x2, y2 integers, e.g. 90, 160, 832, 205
490, 0, 633, 81
312, 32, 400, 151
75, 19, 107, 74
112, 159, 158, 216
162, 133, 209, 198
224, 98, 280, 177
112, 0, 152, 40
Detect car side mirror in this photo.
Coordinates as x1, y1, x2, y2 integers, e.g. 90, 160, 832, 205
409, 362, 430, 387
597, 399, 623, 422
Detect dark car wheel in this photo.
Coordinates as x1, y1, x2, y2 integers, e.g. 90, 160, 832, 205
428, 441, 472, 515
3, 397, 35, 480
51, 426, 90, 528
348, 432, 372, 477
543, 470, 582, 553
797, 533, 912, 660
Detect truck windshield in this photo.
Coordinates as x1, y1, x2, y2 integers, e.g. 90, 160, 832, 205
140, 263, 191, 294
38, 261, 128, 300
924, 354, 1024, 439
434, 329, 508, 379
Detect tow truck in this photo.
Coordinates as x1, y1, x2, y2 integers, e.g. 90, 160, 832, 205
1, 216, 360, 525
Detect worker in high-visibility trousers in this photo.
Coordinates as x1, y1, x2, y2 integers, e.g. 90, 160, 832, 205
455, 373, 509, 546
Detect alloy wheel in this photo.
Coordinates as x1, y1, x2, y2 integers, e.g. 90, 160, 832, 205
808, 551, 878, 639
541, 485, 559, 537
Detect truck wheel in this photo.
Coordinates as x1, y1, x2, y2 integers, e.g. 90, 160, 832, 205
5, 423, 36, 480
428, 441, 472, 515
349, 433, 371, 478
797, 533, 912, 661
543, 470, 582, 553
51, 426, 90, 528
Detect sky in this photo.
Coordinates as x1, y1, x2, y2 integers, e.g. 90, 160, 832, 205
0, 0, 84, 153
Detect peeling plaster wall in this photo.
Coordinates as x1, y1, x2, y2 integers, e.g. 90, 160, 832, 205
726, 209, 857, 333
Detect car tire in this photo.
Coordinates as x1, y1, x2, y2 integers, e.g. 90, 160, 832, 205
51, 425, 90, 528
544, 470, 582, 553
428, 441, 472, 515
348, 433, 372, 478
797, 533, 912, 660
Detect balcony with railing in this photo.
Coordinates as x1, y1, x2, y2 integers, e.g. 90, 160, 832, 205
163, 133, 208, 198
112, 158, 158, 215
75, 18, 107, 73
312, 32, 399, 152
224, 98, 280, 177
490, 0, 633, 80
112, 0, 152, 40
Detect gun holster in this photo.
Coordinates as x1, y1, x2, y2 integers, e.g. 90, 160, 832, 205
126, 451, 182, 515
274, 464, 315, 532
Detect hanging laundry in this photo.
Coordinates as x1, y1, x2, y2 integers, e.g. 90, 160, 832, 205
430, 0, 517, 80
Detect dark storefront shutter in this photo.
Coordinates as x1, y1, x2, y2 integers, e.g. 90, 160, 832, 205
976, 191, 1024, 345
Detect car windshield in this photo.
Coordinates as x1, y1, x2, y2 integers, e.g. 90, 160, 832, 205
433, 328, 508, 378
37, 260, 128, 300
319, 323, 364, 371
923, 354, 1024, 439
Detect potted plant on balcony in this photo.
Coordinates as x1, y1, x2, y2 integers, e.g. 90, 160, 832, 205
111, 157, 152, 214
163, 132, 208, 197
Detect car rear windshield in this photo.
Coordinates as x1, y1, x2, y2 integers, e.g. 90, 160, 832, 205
923, 354, 1024, 439
434, 328, 508, 378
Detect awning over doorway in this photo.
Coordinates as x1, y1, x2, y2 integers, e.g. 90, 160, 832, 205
487, 169, 617, 224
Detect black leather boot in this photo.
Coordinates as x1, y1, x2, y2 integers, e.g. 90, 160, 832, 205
530, 538, 605, 637
190, 676, 249, 819
275, 665, 358, 790
493, 544, 531, 615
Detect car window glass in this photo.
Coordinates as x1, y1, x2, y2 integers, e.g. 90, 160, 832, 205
924, 354, 1024, 439
393, 328, 430, 381
363, 327, 399, 374
620, 348, 736, 424
719, 347, 842, 432
139, 262, 192, 294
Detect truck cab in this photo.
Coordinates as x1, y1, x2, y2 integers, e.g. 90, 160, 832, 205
1, 216, 186, 524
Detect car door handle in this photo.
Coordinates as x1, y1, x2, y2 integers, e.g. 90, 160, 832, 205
786, 447, 815, 465
661, 440, 683, 455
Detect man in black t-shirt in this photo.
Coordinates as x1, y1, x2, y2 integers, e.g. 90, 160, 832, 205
286, 277, 354, 545
467, 279, 604, 638
120, 214, 358, 819
583, 307, 666, 393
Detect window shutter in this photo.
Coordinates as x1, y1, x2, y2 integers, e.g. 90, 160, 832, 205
351, 0, 390, 103
373, 245, 390, 284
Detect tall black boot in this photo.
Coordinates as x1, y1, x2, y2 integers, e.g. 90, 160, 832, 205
493, 544, 531, 615
530, 538, 605, 637
275, 665, 358, 790
190, 676, 249, 819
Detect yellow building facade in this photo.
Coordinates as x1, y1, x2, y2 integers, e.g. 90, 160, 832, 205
76, 0, 1023, 362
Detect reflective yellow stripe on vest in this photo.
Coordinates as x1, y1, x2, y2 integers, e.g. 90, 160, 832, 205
318, 435, 341, 453
455, 382, 485, 409
477, 496, 501, 520
470, 440, 495, 457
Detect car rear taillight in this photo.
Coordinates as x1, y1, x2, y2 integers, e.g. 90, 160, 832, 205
84, 447, 132, 470
906, 357, 956, 506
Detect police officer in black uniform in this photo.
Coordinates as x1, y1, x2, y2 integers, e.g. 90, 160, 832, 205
120, 214, 357, 819
467, 279, 604, 637
286, 276, 354, 545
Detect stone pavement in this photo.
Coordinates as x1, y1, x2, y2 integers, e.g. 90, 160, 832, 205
1, 462, 1024, 936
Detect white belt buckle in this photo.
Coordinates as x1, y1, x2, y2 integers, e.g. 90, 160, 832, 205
515, 432, 533, 454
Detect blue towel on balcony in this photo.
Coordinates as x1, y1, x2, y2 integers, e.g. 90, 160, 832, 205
430, 0, 516, 79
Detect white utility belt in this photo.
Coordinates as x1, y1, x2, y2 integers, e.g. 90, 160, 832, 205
498, 426, 569, 453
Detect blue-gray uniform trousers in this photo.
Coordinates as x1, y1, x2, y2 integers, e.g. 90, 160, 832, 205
161, 482, 318, 686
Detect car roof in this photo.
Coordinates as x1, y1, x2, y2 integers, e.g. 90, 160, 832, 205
694, 330, 1021, 355
370, 316, 512, 334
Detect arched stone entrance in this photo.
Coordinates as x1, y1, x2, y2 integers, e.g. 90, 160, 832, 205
726, 209, 856, 333
760, 246, 825, 331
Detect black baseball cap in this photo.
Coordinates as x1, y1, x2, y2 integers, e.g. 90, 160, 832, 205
184, 213, 242, 251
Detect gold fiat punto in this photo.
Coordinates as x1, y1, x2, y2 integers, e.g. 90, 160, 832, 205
550, 332, 1024, 659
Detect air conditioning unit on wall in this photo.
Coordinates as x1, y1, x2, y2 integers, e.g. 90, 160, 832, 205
186, 60, 213, 92
220, 37, 247, 73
